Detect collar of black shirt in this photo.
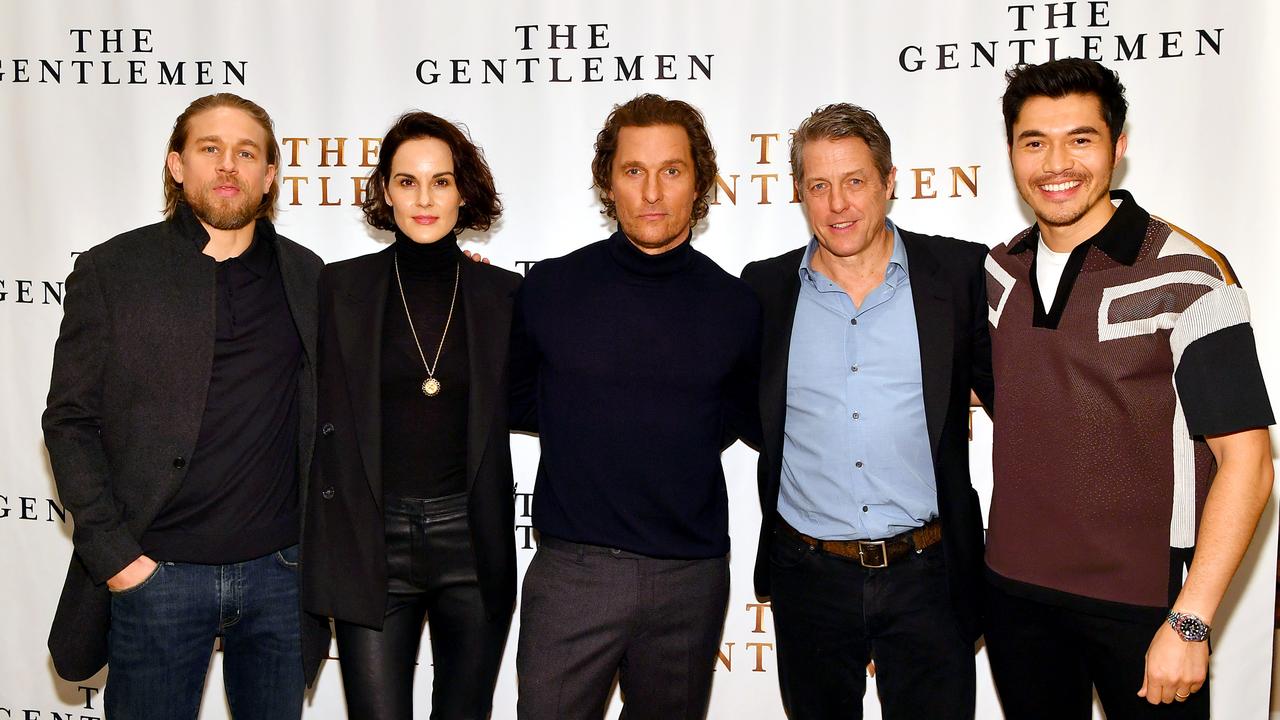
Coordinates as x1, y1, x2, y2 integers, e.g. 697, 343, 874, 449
1009, 189, 1150, 266
171, 201, 277, 277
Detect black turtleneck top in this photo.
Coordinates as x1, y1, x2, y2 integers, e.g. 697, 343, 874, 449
381, 230, 469, 500
512, 231, 761, 559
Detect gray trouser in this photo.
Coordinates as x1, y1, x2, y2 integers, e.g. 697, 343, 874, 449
516, 536, 730, 720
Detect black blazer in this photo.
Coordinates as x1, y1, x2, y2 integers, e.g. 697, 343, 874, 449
42, 210, 325, 681
740, 229, 994, 643
301, 247, 521, 638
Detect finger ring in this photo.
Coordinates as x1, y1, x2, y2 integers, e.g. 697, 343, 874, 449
1175, 691, 1190, 699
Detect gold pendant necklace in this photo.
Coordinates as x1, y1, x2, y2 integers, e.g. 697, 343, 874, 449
393, 254, 459, 397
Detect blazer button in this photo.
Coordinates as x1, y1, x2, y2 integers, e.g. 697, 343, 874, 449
321, 422, 334, 437
173, 456, 186, 469
321, 488, 335, 500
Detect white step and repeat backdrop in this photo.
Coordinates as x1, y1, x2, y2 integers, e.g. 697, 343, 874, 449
2, 1, 1277, 718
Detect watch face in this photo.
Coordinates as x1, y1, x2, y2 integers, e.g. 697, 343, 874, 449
1170, 612, 1210, 642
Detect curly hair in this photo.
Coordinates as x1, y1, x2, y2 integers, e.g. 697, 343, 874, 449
362, 111, 501, 233
163, 93, 280, 221
590, 94, 718, 228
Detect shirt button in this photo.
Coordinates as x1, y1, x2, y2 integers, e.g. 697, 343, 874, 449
172, 456, 186, 469
850, 318, 858, 326
321, 488, 335, 500
862, 505, 869, 512
321, 422, 335, 437
855, 461, 864, 468
852, 411, 860, 420
850, 365, 859, 373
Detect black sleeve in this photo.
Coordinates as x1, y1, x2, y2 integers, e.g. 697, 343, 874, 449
508, 281, 540, 434
968, 243, 995, 415
1175, 323, 1274, 437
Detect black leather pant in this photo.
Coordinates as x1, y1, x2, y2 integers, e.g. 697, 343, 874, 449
334, 492, 511, 720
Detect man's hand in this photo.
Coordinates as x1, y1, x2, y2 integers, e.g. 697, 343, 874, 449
1137, 622, 1207, 704
462, 249, 490, 264
106, 554, 158, 592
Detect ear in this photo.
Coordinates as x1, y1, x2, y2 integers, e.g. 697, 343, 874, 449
1113, 132, 1128, 165
883, 166, 897, 200
264, 163, 277, 192
166, 151, 185, 184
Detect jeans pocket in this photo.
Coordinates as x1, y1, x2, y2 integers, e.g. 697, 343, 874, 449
275, 545, 300, 570
769, 532, 812, 570
109, 561, 164, 596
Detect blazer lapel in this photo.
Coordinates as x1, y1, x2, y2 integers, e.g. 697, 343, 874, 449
461, 261, 511, 491
334, 247, 392, 506
903, 233, 953, 461
759, 254, 803, 466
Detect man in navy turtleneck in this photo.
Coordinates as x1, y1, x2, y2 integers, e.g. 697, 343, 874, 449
512, 94, 760, 720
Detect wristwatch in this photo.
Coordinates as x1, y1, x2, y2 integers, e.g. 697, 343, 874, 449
1166, 611, 1211, 642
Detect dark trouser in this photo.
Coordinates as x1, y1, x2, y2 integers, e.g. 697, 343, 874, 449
985, 580, 1209, 720
769, 528, 975, 720
105, 545, 304, 720
516, 536, 730, 720
335, 493, 510, 720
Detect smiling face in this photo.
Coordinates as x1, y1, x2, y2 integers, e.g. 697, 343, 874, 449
798, 136, 896, 261
165, 106, 276, 231
607, 124, 697, 255
383, 136, 462, 244
1009, 92, 1127, 249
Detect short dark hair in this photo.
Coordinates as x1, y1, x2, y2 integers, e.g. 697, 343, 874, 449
164, 93, 280, 221
790, 103, 893, 184
362, 111, 501, 233
591, 94, 718, 228
1002, 58, 1128, 146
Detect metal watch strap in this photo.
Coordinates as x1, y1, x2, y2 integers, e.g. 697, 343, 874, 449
1166, 611, 1211, 642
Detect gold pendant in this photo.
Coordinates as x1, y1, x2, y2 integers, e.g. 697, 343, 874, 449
422, 377, 441, 397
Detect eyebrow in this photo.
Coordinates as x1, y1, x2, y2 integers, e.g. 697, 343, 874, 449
1015, 126, 1102, 142
392, 170, 456, 179
192, 135, 263, 150
807, 168, 867, 184
619, 158, 689, 168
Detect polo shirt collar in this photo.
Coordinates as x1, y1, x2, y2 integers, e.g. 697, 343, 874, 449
1009, 189, 1149, 266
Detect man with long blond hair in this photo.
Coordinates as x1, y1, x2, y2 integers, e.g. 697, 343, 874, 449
43, 93, 325, 719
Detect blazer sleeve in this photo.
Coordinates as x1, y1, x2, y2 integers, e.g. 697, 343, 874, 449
41, 250, 142, 584
508, 280, 539, 434
967, 243, 995, 414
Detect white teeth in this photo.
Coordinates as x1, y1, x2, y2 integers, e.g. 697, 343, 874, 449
832, 222, 853, 229
1040, 181, 1081, 192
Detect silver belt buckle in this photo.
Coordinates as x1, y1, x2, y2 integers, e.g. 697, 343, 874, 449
857, 540, 888, 568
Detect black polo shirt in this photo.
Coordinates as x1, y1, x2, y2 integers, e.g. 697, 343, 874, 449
142, 208, 303, 563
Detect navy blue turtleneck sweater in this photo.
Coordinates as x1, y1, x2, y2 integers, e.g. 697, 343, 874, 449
512, 231, 761, 559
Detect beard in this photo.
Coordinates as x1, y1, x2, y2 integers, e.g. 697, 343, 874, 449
184, 178, 261, 231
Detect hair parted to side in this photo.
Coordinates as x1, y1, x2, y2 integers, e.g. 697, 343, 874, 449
789, 103, 893, 185
362, 111, 501, 233
163, 93, 281, 221
1002, 58, 1128, 146
591, 94, 718, 227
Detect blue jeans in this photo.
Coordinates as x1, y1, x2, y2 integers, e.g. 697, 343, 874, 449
104, 545, 304, 720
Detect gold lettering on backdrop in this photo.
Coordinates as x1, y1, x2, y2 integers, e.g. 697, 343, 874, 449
716, 642, 735, 670
746, 642, 774, 672
711, 174, 739, 206
319, 137, 347, 168
283, 176, 308, 206
913, 167, 937, 199
751, 174, 779, 205
750, 133, 781, 164
746, 602, 772, 633
360, 138, 382, 167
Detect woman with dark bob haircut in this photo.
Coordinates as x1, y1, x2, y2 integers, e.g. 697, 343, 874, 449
301, 111, 519, 718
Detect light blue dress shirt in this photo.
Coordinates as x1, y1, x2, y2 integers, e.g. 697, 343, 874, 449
777, 220, 938, 541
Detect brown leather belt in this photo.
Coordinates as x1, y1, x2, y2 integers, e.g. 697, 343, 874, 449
778, 517, 942, 568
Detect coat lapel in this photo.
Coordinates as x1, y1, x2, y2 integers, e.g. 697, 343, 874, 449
461, 261, 511, 491
759, 251, 803, 466
902, 233, 953, 461
334, 247, 392, 506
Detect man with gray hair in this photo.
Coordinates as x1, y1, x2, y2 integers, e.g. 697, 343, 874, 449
740, 103, 993, 719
